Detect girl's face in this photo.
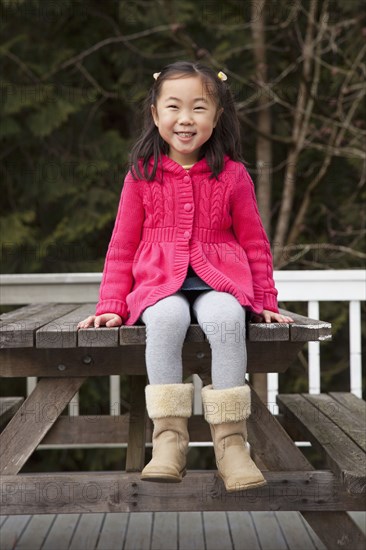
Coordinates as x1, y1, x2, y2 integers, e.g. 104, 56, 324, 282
151, 75, 223, 166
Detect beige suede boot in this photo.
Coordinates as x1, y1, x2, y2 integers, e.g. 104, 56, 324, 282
140, 383, 194, 483
202, 384, 267, 492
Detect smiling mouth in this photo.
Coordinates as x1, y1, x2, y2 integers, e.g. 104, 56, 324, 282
175, 132, 196, 137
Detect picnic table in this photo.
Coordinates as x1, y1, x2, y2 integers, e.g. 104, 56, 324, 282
0, 302, 365, 549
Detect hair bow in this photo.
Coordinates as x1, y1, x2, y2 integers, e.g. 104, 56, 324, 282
217, 71, 228, 81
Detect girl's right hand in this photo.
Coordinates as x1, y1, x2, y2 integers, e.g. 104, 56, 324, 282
77, 313, 123, 329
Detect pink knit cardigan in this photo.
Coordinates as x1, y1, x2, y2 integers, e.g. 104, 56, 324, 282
96, 154, 279, 325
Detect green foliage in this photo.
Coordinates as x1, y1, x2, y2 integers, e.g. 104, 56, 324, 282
1, 0, 364, 273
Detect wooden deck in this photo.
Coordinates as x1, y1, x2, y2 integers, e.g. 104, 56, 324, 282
0, 511, 326, 549
1, 511, 364, 550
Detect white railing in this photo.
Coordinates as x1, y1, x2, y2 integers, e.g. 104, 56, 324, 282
1, 271, 365, 416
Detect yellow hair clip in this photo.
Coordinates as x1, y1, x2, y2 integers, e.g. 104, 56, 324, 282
217, 71, 227, 81
153, 72, 161, 80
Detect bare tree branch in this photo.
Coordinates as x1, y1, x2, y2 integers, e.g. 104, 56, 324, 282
251, 0, 272, 235
43, 25, 177, 79
273, 0, 321, 265
276, 243, 366, 270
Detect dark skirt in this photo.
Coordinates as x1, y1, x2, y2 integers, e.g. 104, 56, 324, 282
179, 273, 212, 321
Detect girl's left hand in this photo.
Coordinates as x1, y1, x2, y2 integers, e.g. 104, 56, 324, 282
255, 310, 294, 323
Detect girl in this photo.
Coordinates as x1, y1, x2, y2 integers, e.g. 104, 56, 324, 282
78, 61, 293, 492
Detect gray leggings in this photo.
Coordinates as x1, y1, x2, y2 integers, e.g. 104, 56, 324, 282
140, 290, 247, 389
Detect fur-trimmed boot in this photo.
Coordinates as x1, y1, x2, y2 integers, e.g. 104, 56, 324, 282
201, 384, 266, 492
140, 383, 194, 483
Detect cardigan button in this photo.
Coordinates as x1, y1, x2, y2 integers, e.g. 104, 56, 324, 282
184, 231, 190, 239
184, 203, 192, 212
183, 175, 190, 183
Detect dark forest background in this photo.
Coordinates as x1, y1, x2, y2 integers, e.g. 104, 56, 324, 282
0, 0, 365, 471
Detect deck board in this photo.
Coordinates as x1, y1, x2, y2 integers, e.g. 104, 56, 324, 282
275, 511, 317, 550
95, 513, 128, 550
14, 514, 55, 550
42, 514, 80, 550
250, 511, 289, 550
0, 512, 364, 549
203, 511, 232, 549
123, 512, 152, 550
0, 515, 31, 550
178, 511, 205, 549
299, 514, 327, 550
68, 513, 104, 550
227, 511, 261, 550
151, 512, 178, 550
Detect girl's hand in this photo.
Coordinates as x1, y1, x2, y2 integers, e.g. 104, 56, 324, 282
77, 313, 123, 329
253, 310, 294, 323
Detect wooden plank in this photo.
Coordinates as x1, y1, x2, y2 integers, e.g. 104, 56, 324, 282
120, 321, 330, 344
178, 511, 205, 550
250, 373, 268, 405
0, 341, 304, 380
300, 512, 366, 550
119, 319, 323, 344
14, 514, 55, 549
0, 348, 148, 378
0, 377, 85, 475
96, 513, 129, 550
250, 388, 366, 549
250, 511, 288, 550
248, 322, 289, 341
348, 512, 366, 536
227, 512, 261, 550
275, 511, 318, 550
69, 513, 104, 550
0, 397, 24, 430
78, 327, 120, 348
124, 512, 152, 550
151, 512, 178, 550
120, 326, 148, 345
299, 514, 327, 550
279, 309, 332, 342
0, 303, 50, 325
203, 511, 232, 550
36, 304, 97, 348
0, 471, 364, 515
42, 514, 80, 550
0, 303, 79, 348
304, 393, 366, 451
0, 515, 31, 549
247, 388, 311, 471
330, 392, 366, 418
0, 515, 7, 528
126, 376, 147, 472
41, 415, 132, 446
277, 394, 366, 494
39, 412, 306, 447
246, 341, 304, 373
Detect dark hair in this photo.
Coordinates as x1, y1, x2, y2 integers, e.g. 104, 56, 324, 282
129, 61, 242, 180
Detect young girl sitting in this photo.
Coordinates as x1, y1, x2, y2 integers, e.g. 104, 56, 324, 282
78, 61, 293, 492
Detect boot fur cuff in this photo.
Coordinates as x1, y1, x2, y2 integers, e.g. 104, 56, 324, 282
145, 383, 194, 419
201, 384, 251, 424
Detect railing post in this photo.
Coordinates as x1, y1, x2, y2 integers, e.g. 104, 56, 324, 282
110, 375, 121, 415
267, 373, 279, 414
308, 300, 320, 394
349, 300, 362, 398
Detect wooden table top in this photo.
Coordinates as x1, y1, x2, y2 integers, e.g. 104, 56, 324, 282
0, 303, 332, 349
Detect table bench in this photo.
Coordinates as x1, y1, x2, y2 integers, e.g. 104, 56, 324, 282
0, 302, 365, 548
277, 392, 366, 495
